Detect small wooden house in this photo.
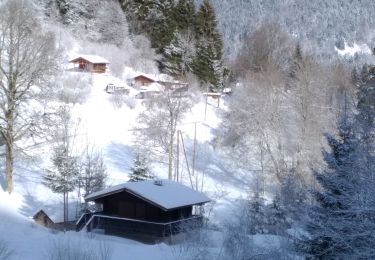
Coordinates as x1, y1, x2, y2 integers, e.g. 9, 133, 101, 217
69, 55, 109, 73
132, 75, 155, 87
33, 207, 78, 231
76, 180, 210, 241
33, 209, 55, 229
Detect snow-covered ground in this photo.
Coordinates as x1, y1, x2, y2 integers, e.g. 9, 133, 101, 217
0, 69, 252, 259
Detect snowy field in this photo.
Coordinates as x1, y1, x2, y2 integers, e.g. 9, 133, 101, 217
0, 71, 251, 259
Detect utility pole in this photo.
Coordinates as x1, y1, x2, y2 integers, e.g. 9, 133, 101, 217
176, 131, 180, 182
180, 131, 194, 189
204, 84, 209, 121
192, 122, 198, 190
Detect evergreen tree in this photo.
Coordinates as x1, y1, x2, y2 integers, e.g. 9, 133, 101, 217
162, 0, 197, 77
129, 154, 152, 182
299, 114, 358, 258
43, 144, 79, 194
163, 30, 196, 77
43, 144, 80, 223
299, 78, 375, 258
192, 0, 224, 92
246, 192, 267, 234
172, 0, 196, 31
121, 0, 176, 53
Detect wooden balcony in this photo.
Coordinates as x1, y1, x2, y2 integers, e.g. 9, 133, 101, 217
77, 213, 204, 240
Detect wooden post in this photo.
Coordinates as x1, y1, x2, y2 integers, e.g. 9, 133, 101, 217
180, 131, 194, 189
192, 122, 198, 191
176, 131, 180, 182
204, 85, 209, 121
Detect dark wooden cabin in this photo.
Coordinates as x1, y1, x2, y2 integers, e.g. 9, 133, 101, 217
69, 55, 109, 73
76, 180, 210, 241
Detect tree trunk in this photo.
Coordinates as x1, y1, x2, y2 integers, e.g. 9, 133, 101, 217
5, 105, 15, 194
5, 141, 13, 193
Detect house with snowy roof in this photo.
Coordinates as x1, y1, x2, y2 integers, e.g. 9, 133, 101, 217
132, 74, 155, 87
76, 179, 210, 242
69, 55, 109, 73
33, 204, 78, 231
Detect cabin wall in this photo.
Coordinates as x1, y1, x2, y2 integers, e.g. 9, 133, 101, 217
71, 59, 107, 73
95, 191, 193, 223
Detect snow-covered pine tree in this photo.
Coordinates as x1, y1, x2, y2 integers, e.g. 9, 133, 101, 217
245, 192, 267, 234
43, 144, 80, 223
299, 79, 375, 258
192, 0, 224, 92
298, 112, 360, 258
163, 30, 196, 77
172, 0, 196, 31
128, 154, 152, 182
44, 144, 79, 194
162, 0, 197, 77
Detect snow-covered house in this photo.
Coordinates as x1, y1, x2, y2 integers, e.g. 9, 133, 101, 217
33, 206, 78, 231
76, 180, 210, 241
69, 55, 109, 73
132, 75, 156, 87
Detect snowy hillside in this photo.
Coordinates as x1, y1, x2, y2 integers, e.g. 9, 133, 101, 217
0, 67, 251, 259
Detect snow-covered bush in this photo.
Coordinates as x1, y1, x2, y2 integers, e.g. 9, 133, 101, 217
57, 73, 91, 105
0, 240, 13, 260
123, 96, 136, 109
171, 224, 213, 260
44, 238, 112, 260
109, 91, 126, 109
222, 213, 291, 260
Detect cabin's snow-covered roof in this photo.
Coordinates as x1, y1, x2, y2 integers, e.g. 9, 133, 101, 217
33, 203, 78, 223
85, 180, 210, 211
70, 55, 109, 64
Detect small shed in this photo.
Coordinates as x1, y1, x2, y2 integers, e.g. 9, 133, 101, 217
32, 206, 78, 231
76, 180, 210, 241
69, 55, 109, 73
33, 209, 55, 229
132, 75, 155, 87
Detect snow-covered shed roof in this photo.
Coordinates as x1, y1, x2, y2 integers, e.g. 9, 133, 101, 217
69, 55, 109, 64
133, 74, 156, 82
32, 204, 77, 223
85, 180, 210, 211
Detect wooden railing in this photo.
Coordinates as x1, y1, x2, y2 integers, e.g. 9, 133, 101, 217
76, 212, 93, 232
78, 214, 204, 237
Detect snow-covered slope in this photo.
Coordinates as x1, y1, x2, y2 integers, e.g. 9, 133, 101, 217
0, 66, 249, 258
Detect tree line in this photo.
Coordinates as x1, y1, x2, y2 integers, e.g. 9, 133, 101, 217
119, 0, 226, 92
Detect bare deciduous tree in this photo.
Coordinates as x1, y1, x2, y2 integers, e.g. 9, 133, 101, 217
79, 145, 107, 197
137, 90, 192, 179
0, 0, 60, 193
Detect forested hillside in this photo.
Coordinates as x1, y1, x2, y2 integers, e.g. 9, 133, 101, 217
212, 0, 375, 60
